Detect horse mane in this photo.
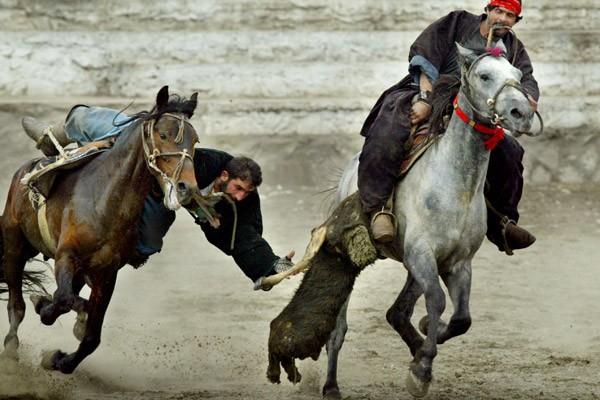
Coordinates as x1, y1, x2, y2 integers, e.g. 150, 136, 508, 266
429, 74, 461, 135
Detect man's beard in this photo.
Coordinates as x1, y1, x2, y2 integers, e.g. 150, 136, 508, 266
215, 179, 229, 194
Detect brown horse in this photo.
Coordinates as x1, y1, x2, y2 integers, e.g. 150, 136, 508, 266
0, 86, 199, 373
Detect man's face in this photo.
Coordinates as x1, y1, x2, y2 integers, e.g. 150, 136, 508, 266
216, 171, 255, 202
487, 7, 518, 36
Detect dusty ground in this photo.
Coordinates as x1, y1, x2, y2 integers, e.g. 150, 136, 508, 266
0, 109, 599, 400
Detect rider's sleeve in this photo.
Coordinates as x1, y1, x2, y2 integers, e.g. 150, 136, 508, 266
199, 192, 279, 282
513, 43, 540, 101
408, 11, 468, 84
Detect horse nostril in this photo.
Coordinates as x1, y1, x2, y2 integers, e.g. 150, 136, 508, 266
511, 108, 523, 119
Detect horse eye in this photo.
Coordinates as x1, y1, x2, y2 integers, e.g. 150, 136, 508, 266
159, 132, 168, 140
480, 74, 489, 81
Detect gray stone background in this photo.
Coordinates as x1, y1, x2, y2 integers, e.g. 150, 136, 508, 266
0, 0, 599, 186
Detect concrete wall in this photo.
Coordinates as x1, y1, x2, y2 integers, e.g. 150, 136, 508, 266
0, 0, 598, 185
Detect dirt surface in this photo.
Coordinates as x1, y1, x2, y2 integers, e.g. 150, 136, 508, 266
0, 110, 599, 400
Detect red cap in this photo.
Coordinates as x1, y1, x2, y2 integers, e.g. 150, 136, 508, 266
488, 0, 522, 16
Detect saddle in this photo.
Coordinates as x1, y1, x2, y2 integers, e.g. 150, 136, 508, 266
21, 143, 112, 254
399, 124, 441, 177
21, 147, 110, 201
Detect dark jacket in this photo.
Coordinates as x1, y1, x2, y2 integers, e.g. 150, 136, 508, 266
360, 11, 539, 138
192, 148, 278, 282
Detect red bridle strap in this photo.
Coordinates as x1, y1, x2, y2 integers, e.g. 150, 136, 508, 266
453, 96, 505, 151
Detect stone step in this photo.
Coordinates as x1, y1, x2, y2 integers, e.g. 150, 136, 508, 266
1, 96, 597, 136
2, 30, 598, 64
1, 55, 597, 99
1, 0, 598, 32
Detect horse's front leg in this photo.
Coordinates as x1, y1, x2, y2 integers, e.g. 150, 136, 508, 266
386, 272, 424, 356
33, 252, 78, 326
322, 296, 351, 400
403, 242, 446, 398
419, 262, 472, 344
419, 260, 471, 344
42, 271, 116, 374
71, 271, 89, 342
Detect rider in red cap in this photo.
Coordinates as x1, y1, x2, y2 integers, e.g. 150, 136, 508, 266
360, 0, 539, 254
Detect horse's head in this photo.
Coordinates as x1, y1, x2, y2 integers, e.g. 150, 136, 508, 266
143, 86, 199, 210
456, 42, 536, 137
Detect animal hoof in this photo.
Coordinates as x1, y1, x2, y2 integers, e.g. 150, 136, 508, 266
405, 369, 430, 398
41, 349, 63, 370
1, 338, 19, 361
30, 294, 52, 314
73, 312, 88, 342
322, 388, 342, 399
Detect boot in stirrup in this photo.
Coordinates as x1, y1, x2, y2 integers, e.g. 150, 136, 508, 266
371, 210, 396, 243
21, 117, 72, 157
489, 216, 536, 255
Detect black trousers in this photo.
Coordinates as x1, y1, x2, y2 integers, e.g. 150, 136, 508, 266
358, 124, 525, 226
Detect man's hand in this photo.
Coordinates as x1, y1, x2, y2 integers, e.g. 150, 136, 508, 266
410, 101, 432, 125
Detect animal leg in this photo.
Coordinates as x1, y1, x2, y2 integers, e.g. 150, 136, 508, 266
386, 273, 424, 356
403, 242, 445, 398
322, 296, 351, 400
434, 262, 472, 344
42, 271, 116, 374
2, 226, 36, 360
36, 253, 77, 325
71, 272, 89, 342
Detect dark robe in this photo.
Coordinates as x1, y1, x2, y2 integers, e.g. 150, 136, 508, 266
357, 11, 539, 236
193, 148, 279, 282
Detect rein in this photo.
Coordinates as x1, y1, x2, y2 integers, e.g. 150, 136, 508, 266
142, 112, 196, 186
453, 96, 504, 150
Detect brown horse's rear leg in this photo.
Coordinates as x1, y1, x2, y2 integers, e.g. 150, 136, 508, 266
36, 253, 77, 326
42, 271, 116, 374
2, 229, 36, 359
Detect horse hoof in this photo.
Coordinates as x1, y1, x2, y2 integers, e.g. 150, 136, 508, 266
30, 294, 52, 314
1, 339, 19, 361
41, 349, 62, 370
405, 370, 430, 398
73, 312, 88, 342
322, 388, 342, 400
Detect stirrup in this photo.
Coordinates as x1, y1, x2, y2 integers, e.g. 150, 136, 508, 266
499, 216, 516, 256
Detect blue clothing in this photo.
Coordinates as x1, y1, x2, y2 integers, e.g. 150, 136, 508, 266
65, 106, 132, 143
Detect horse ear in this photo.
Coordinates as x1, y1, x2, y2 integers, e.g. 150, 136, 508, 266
456, 42, 477, 68
182, 92, 198, 118
156, 86, 169, 109
492, 39, 508, 56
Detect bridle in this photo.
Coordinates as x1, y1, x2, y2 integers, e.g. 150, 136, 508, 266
458, 27, 544, 138
141, 112, 197, 186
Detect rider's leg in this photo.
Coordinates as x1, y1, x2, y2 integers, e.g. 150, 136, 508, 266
485, 135, 536, 253
358, 96, 412, 243
22, 106, 130, 156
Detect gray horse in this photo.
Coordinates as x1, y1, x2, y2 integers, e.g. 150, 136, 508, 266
320, 42, 540, 398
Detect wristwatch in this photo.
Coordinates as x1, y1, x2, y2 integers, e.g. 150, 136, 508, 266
418, 90, 432, 104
